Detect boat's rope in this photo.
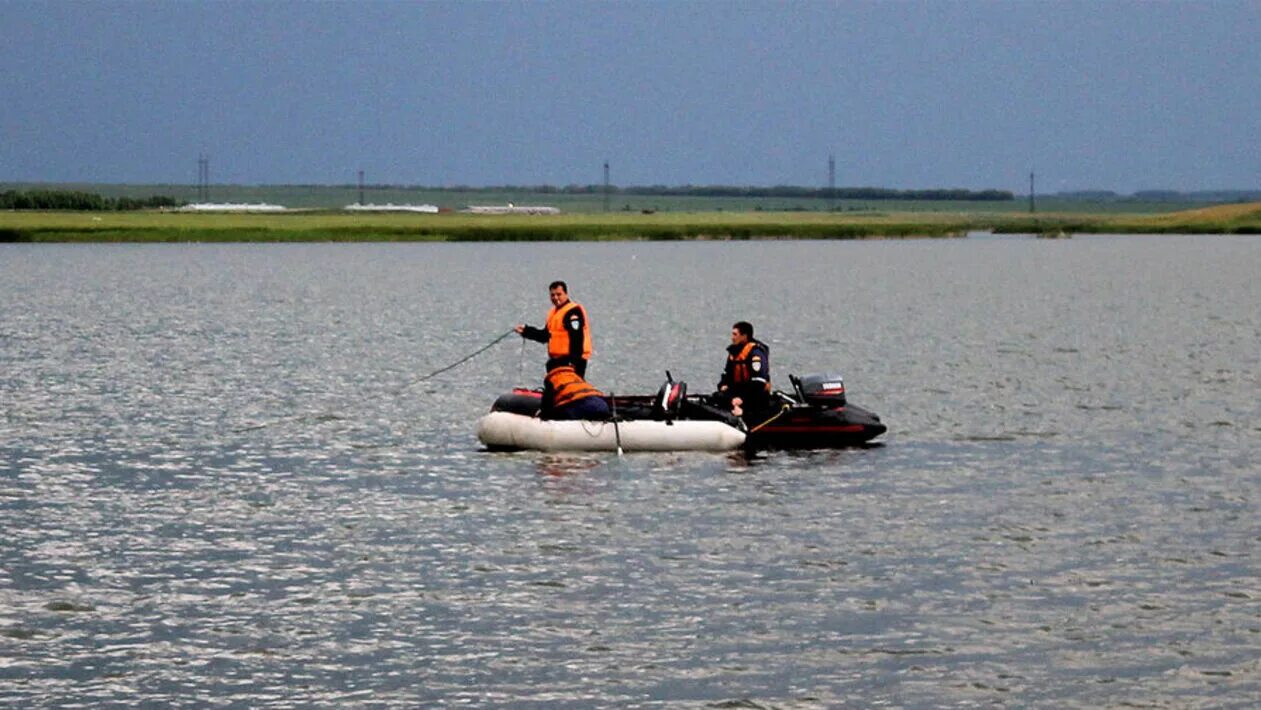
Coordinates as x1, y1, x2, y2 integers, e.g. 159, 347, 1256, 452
579, 420, 608, 437
387, 329, 517, 396
747, 403, 793, 434
516, 334, 527, 384
234, 328, 516, 433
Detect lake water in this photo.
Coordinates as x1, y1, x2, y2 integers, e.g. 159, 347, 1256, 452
2, 236, 1259, 707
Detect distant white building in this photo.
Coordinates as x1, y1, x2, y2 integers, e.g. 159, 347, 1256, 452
177, 203, 287, 212
344, 203, 440, 213
462, 203, 561, 215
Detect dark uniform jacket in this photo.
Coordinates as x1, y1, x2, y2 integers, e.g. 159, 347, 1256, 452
718, 339, 771, 406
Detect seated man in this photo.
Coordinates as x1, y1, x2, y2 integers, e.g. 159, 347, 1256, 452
715, 320, 770, 417
541, 364, 612, 421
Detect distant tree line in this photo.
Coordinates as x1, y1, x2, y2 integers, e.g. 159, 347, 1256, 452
339, 183, 1015, 201
0, 189, 183, 211
609, 185, 1014, 201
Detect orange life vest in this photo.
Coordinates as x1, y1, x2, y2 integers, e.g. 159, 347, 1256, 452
545, 301, 592, 361
546, 365, 603, 408
727, 341, 761, 385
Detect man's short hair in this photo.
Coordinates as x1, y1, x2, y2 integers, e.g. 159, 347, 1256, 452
733, 321, 754, 338
549, 280, 568, 293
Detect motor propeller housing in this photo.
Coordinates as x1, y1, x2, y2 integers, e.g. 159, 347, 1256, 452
793, 373, 847, 408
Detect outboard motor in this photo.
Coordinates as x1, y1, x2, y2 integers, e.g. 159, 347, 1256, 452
794, 373, 846, 408
653, 379, 687, 421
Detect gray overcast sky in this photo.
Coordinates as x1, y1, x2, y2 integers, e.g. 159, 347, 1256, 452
2, 0, 1257, 193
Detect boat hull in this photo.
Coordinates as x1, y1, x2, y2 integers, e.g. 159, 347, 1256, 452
477, 411, 746, 452
747, 403, 887, 449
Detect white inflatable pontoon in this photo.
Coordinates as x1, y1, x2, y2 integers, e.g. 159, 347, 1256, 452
477, 411, 746, 452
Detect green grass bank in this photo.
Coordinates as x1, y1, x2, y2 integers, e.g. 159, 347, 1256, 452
1, 203, 1258, 243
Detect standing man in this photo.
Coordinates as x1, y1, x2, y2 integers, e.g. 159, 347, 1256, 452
516, 280, 592, 377
716, 321, 770, 416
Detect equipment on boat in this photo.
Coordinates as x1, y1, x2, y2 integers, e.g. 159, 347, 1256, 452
477, 371, 885, 452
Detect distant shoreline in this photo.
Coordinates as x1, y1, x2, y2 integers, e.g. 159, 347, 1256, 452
1, 203, 1258, 243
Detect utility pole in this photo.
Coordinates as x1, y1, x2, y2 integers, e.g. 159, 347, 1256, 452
358, 170, 365, 206
1029, 171, 1036, 214
828, 153, 836, 211
603, 161, 610, 212
197, 155, 209, 202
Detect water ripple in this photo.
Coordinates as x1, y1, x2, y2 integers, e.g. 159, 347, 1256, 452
2, 238, 1259, 706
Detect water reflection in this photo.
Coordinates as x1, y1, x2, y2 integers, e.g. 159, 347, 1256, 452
2, 237, 1259, 706
534, 453, 603, 478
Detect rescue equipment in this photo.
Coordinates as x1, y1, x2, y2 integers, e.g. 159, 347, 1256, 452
545, 301, 592, 361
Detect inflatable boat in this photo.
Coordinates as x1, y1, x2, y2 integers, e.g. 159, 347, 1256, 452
477, 372, 885, 452
476, 411, 746, 452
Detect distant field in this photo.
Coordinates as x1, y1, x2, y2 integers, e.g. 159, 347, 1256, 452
0, 181, 1226, 215
2, 202, 1258, 242
0, 210, 974, 242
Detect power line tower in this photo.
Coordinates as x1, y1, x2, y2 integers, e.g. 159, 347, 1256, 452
1029, 171, 1036, 214
197, 155, 209, 202
828, 153, 836, 211
358, 170, 365, 206
603, 161, 610, 212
